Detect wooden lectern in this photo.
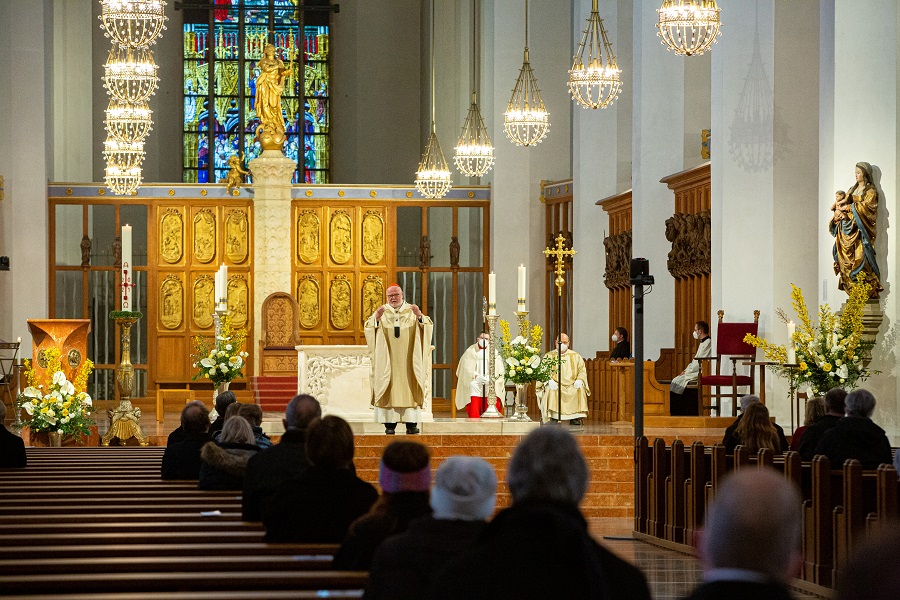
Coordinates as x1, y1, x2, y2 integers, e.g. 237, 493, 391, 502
26, 319, 91, 383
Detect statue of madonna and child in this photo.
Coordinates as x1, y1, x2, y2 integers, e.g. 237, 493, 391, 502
830, 161, 883, 299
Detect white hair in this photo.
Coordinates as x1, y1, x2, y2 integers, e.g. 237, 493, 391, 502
507, 427, 588, 505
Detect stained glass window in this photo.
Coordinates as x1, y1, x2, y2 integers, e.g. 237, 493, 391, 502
183, 0, 331, 184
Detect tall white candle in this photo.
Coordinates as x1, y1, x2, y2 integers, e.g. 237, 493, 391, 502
221, 264, 228, 305
488, 272, 496, 315
214, 268, 222, 304
121, 225, 132, 310
786, 321, 796, 364
517, 265, 526, 311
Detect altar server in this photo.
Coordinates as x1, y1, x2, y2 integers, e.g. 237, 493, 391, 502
454, 333, 505, 418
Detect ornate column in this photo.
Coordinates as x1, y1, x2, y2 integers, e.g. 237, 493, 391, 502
249, 150, 296, 372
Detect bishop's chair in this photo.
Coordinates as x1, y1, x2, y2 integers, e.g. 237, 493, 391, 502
698, 310, 760, 416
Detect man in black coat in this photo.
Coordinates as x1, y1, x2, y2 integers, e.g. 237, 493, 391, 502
0, 401, 26, 468
815, 388, 892, 470
431, 427, 652, 600
797, 387, 846, 460
208, 390, 237, 438
722, 395, 788, 454
241, 394, 321, 521
160, 401, 212, 480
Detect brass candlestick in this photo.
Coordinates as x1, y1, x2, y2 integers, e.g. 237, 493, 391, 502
482, 312, 503, 418
102, 316, 149, 446
509, 309, 532, 422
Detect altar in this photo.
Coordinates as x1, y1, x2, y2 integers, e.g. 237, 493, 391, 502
296, 345, 434, 423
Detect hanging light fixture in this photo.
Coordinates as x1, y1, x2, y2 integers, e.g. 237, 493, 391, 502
105, 99, 153, 144
504, 0, 549, 147
657, 0, 722, 57
103, 139, 145, 195
103, 47, 159, 103
415, 0, 452, 199
454, 0, 494, 177
99, 0, 168, 48
568, 0, 621, 110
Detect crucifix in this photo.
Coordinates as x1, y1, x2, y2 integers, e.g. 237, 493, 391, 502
543, 234, 576, 425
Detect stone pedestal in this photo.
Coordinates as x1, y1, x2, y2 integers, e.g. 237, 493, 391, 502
250, 151, 296, 373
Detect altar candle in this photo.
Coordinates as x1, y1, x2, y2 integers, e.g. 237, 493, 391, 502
488, 272, 496, 315
786, 321, 796, 364
121, 225, 132, 310
517, 265, 527, 311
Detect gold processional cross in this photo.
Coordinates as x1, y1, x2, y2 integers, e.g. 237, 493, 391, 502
543, 234, 577, 296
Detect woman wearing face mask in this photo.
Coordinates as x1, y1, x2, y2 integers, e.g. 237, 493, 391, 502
609, 327, 630, 360
669, 321, 711, 416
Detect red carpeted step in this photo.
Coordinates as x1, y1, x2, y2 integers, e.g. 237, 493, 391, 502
252, 376, 298, 411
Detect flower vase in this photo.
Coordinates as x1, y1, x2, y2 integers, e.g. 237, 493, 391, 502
214, 381, 230, 403
510, 383, 532, 422
48, 431, 63, 447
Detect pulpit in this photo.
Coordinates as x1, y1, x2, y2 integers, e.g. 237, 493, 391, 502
297, 345, 433, 422
26, 319, 91, 383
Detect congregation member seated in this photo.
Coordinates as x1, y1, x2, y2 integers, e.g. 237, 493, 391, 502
431, 427, 651, 600
198, 416, 260, 490
332, 440, 432, 571
264, 415, 377, 543
722, 395, 788, 454
610, 326, 631, 360
213, 401, 244, 440
237, 403, 272, 450
797, 387, 846, 461
367, 456, 497, 600
242, 394, 321, 522
815, 388, 892, 469
208, 390, 238, 438
0, 401, 26, 468
790, 396, 825, 452
684, 469, 801, 600
160, 401, 212, 480
725, 402, 785, 455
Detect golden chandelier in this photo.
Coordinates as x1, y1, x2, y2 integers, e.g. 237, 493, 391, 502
568, 0, 621, 110
415, 0, 452, 199
657, 0, 722, 57
504, 0, 549, 147
99, 0, 168, 48
454, 0, 493, 178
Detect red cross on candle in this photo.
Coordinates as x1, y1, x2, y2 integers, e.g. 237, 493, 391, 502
120, 262, 136, 310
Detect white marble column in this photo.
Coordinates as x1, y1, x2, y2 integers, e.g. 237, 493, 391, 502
249, 151, 297, 372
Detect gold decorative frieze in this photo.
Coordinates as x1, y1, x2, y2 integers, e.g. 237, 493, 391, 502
297, 209, 320, 264
193, 208, 216, 263
225, 208, 249, 264
192, 274, 215, 329
160, 274, 184, 330
362, 210, 385, 265
330, 274, 352, 330
361, 274, 384, 325
227, 274, 249, 328
297, 275, 320, 329
160, 208, 184, 264
330, 210, 352, 265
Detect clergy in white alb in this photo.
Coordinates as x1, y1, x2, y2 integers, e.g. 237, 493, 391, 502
454, 333, 505, 418
669, 320, 712, 416
364, 284, 433, 434
536, 333, 590, 425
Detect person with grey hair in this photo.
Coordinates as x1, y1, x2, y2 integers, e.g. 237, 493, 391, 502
0, 400, 26, 468
798, 387, 846, 460
366, 457, 497, 600
242, 394, 321, 521
431, 427, 651, 600
722, 395, 788, 454
815, 388, 891, 469
684, 469, 802, 599
198, 416, 260, 490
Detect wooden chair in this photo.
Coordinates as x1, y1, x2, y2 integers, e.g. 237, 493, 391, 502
259, 292, 302, 376
698, 310, 760, 416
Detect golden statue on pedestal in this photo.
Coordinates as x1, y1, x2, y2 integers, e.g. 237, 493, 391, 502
255, 43, 292, 151
224, 153, 249, 194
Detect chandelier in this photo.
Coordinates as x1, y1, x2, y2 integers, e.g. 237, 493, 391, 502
504, 0, 549, 147
103, 47, 159, 103
454, 0, 493, 177
103, 139, 145, 195
105, 100, 153, 144
415, 0, 452, 199
568, 0, 621, 110
99, 0, 168, 48
657, 0, 722, 56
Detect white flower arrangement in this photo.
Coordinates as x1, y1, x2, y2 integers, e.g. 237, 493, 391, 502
192, 315, 249, 386
16, 348, 95, 438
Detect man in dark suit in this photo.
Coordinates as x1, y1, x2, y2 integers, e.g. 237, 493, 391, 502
797, 387, 846, 460
722, 395, 788, 453
683, 469, 801, 600
160, 401, 212, 480
242, 394, 321, 521
0, 401, 26, 468
815, 388, 892, 470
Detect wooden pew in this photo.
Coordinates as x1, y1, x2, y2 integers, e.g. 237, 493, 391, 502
866, 464, 900, 532
633, 436, 652, 534
664, 439, 686, 544
683, 441, 710, 546
801, 455, 842, 587
0, 542, 339, 561
647, 438, 668, 538
0, 554, 336, 575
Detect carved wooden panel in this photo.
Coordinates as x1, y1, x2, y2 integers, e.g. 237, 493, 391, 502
262, 293, 299, 347
598, 189, 633, 353
192, 274, 215, 329
227, 274, 250, 328
297, 275, 320, 329
362, 210, 385, 264
361, 274, 384, 326
330, 210, 352, 265
330, 274, 352, 330
225, 208, 249, 264
665, 210, 711, 278
297, 209, 320, 264
159, 208, 184, 264
192, 208, 217, 264
160, 274, 184, 330
603, 230, 632, 290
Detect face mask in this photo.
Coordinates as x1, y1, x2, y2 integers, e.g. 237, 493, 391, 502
477, 339, 487, 349
611, 334, 618, 342
559, 343, 568, 353
692, 331, 699, 340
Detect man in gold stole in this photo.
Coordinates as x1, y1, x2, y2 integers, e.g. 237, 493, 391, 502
536, 333, 590, 426
365, 284, 433, 435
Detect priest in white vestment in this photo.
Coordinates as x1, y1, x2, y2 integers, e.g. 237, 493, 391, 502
669, 320, 712, 416
536, 333, 590, 426
364, 284, 433, 434
455, 333, 505, 418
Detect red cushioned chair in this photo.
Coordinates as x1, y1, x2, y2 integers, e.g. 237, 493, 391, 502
697, 310, 760, 416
